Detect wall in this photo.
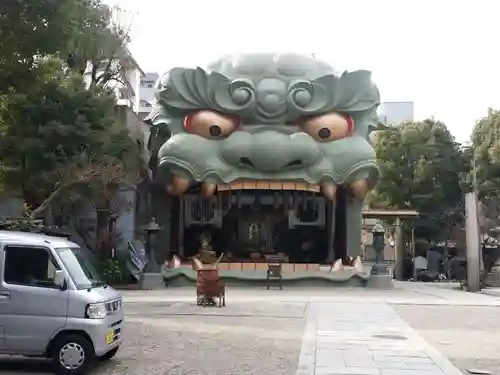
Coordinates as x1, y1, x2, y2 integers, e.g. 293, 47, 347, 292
113, 104, 152, 253
0, 198, 24, 218
114, 104, 151, 176
115, 187, 136, 247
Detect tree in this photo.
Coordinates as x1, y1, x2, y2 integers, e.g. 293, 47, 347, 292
470, 109, 500, 235
370, 119, 466, 240
0, 0, 141, 259
0, 57, 142, 257
0, 0, 138, 208
0, 0, 131, 92
0, 0, 78, 90
65, 3, 133, 88
0, 58, 140, 210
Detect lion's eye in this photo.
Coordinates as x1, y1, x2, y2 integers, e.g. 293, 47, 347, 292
184, 110, 240, 139
299, 113, 353, 142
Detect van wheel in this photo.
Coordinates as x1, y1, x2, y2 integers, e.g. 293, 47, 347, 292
51, 334, 95, 375
99, 346, 119, 361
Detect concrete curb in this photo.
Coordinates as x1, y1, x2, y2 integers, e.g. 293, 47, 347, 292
295, 303, 317, 375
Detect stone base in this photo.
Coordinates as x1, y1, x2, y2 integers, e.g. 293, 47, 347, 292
163, 268, 368, 288
486, 272, 500, 287
366, 274, 393, 289
485, 265, 500, 287
138, 273, 164, 290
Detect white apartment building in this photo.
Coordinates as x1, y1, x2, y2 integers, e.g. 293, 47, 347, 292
378, 101, 414, 126
116, 52, 146, 114
138, 72, 160, 119
83, 49, 146, 114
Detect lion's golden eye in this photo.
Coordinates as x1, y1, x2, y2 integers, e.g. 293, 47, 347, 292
299, 113, 353, 142
184, 110, 241, 139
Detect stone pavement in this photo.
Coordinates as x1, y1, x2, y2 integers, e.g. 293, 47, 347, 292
122, 281, 500, 306
395, 303, 500, 375
6, 282, 500, 374
296, 301, 464, 375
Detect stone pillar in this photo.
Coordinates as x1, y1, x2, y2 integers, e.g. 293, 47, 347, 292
152, 188, 171, 265
394, 217, 404, 281
326, 199, 336, 263
145, 234, 161, 273
139, 217, 164, 290
116, 187, 136, 252
465, 192, 481, 292
178, 196, 185, 258
345, 197, 363, 259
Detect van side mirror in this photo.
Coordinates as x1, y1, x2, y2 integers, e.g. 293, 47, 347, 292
53, 270, 66, 290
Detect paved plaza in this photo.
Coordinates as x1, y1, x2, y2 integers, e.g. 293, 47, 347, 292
298, 302, 463, 375
2, 282, 500, 374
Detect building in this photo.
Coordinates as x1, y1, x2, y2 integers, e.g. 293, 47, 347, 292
378, 101, 414, 126
138, 72, 160, 120
144, 53, 387, 288
115, 51, 146, 115
83, 48, 146, 115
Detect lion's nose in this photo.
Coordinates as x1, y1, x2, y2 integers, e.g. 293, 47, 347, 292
237, 156, 304, 171
222, 132, 319, 172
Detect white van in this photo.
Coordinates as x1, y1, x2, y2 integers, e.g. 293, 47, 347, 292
0, 231, 124, 374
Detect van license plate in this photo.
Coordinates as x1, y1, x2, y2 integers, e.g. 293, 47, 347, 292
106, 329, 114, 345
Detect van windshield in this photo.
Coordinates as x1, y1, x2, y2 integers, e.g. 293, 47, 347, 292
55, 247, 104, 290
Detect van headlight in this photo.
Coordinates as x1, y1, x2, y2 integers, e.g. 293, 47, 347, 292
85, 303, 107, 319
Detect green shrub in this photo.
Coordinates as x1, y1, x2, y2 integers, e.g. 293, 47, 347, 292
100, 258, 128, 284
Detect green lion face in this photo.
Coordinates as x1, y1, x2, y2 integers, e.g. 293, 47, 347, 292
146, 53, 380, 200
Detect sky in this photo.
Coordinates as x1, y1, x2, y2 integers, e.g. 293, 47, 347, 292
107, 0, 499, 143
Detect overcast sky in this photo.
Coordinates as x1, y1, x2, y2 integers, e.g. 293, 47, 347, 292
108, 0, 498, 142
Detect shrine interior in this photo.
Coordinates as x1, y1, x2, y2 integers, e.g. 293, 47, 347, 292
171, 186, 348, 264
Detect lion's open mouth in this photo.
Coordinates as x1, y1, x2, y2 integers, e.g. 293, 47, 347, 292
165, 174, 371, 201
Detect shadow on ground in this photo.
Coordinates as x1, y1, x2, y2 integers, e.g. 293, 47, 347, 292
0, 357, 113, 374
0, 357, 51, 373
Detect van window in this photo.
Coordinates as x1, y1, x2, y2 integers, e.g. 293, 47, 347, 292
55, 247, 103, 290
3, 245, 60, 288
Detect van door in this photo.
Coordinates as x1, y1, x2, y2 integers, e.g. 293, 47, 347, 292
0, 242, 68, 354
